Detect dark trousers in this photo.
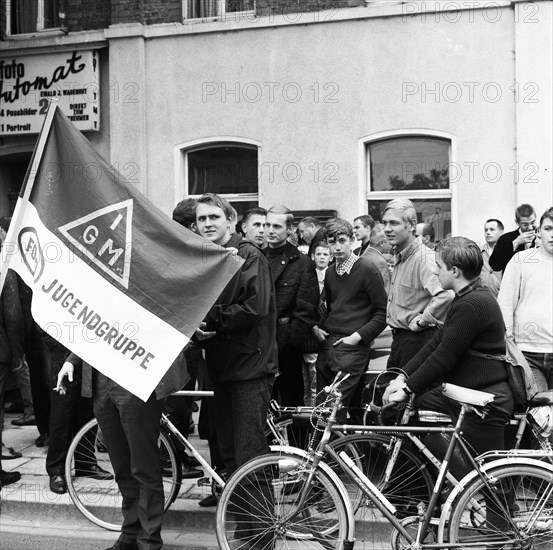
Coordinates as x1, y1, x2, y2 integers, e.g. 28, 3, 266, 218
387, 328, 437, 372
26, 322, 51, 436
274, 344, 305, 406
163, 345, 204, 441
94, 373, 164, 550
0, 361, 9, 470
46, 353, 94, 476
316, 335, 371, 422
214, 376, 273, 476
414, 381, 514, 477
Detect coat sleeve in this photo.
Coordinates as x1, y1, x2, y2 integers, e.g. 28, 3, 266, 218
204, 251, 273, 334
2, 270, 25, 366
287, 258, 319, 347
489, 232, 515, 272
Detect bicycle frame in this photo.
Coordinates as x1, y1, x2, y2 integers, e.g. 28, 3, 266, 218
282, 383, 552, 549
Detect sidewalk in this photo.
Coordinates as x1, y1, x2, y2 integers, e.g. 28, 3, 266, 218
0, 409, 217, 532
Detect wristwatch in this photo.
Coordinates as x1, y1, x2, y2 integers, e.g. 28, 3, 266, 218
402, 383, 413, 397
416, 318, 425, 328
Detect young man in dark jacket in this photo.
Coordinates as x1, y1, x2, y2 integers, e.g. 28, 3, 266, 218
195, 194, 277, 476
264, 205, 319, 407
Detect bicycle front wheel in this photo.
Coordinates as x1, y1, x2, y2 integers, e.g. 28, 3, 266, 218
448, 463, 553, 549
329, 433, 434, 519
216, 452, 353, 549
65, 418, 182, 531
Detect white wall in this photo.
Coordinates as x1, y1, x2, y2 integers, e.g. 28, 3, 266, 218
104, 2, 551, 242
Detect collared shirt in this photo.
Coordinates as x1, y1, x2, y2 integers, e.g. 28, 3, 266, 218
387, 238, 454, 330
456, 278, 481, 298
335, 252, 358, 276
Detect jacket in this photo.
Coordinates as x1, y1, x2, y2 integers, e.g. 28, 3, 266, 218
0, 269, 25, 365
264, 241, 319, 350
203, 233, 278, 383
489, 228, 536, 272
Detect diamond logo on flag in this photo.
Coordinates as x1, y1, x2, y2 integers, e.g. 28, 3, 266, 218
59, 199, 133, 288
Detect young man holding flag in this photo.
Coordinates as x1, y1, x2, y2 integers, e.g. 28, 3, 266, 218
1, 104, 242, 550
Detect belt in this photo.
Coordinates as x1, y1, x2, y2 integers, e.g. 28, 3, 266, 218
277, 317, 290, 326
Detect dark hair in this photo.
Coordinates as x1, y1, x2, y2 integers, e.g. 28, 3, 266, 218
267, 205, 294, 228
484, 218, 504, 231
540, 207, 553, 228
172, 198, 197, 229
515, 203, 536, 221
196, 193, 234, 220
323, 218, 354, 240
437, 236, 483, 280
242, 207, 267, 224
418, 222, 435, 241
353, 215, 375, 230
299, 216, 321, 227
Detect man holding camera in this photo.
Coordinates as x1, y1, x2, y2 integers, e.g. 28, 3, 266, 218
489, 203, 537, 273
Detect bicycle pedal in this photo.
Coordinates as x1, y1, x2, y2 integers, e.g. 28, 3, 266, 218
197, 477, 212, 487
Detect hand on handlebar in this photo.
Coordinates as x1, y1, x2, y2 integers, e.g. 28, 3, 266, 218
382, 374, 405, 404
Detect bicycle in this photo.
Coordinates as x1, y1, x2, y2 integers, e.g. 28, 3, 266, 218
267, 371, 553, 523
65, 390, 305, 531
215, 374, 553, 549
65, 390, 225, 531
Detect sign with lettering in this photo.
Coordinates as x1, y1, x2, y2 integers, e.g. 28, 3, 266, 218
0, 50, 99, 135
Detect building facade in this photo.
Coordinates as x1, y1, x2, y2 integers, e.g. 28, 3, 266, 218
1, 0, 551, 242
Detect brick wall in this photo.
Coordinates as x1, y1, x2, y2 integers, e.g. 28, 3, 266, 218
256, 0, 364, 18
66, 0, 111, 32
142, 0, 181, 25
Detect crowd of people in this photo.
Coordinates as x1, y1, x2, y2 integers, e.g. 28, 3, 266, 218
1, 197, 552, 550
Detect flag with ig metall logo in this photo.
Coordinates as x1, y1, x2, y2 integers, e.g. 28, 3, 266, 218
0, 103, 242, 401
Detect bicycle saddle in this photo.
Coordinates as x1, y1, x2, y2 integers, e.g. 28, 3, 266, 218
442, 383, 495, 406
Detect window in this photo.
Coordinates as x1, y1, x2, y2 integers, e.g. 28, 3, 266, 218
365, 134, 453, 242
185, 143, 259, 217
183, 0, 254, 20
7, 0, 66, 35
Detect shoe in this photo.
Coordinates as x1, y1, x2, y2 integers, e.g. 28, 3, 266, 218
104, 542, 139, 550
1, 470, 22, 488
181, 452, 201, 468
75, 464, 113, 480
35, 434, 49, 447
11, 413, 37, 426
1, 444, 22, 460
181, 463, 203, 479
4, 402, 24, 414
198, 493, 218, 507
49, 474, 67, 494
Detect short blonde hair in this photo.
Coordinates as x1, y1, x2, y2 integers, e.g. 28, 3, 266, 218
383, 198, 417, 226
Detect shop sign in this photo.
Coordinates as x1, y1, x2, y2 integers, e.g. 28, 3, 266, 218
0, 50, 99, 135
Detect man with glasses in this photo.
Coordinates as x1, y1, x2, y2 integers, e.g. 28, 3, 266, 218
489, 203, 537, 273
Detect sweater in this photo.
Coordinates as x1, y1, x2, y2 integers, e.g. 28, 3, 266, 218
498, 246, 553, 353
320, 255, 387, 345
403, 281, 507, 394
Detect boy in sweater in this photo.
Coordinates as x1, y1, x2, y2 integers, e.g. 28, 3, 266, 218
498, 207, 553, 389
315, 218, 387, 421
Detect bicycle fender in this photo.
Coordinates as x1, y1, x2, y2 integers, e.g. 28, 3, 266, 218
437, 457, 553, 543
269, 443, 356, 541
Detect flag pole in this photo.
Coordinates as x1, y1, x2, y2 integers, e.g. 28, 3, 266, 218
0, 100, 59, 293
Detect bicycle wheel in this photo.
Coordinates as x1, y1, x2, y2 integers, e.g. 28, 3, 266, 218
65, 418, 182, 531
448, 463, 553, 549
216, 452, 353, 549
328, 433, 434, 519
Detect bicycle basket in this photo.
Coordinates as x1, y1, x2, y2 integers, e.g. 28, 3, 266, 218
527, 405, 553, 439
